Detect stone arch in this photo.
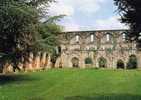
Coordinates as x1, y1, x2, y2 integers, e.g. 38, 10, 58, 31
127, 54, 137, 69
85, 57, 93, 68
117, 59, 125, 69
98, 57, 107, 68
71, 57, 79, 68
57, 46, 62, 54
85, 57, 93, 64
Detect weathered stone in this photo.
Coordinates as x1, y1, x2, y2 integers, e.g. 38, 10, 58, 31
55, 30, 139, 69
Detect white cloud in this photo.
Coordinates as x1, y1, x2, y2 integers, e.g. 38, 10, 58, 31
48, 0, 127, 31
49, 0, 107, 16
74, 0, 106, 14
63, 23, 80, 31
95, 16, 129, 30
60, 17, 80, 31
49, 2, 74, 16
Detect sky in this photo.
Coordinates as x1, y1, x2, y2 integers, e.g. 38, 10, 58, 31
48, 0, 128, 31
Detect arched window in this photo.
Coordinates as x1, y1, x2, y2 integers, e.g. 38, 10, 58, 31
71, 57, 79, 68
106, 33, 110, 41
85, 57, 93, 64
122, 33, 126, 41
117, 59, 125, 69
98, 57, 107, 68
76, 35, 79, 42
139, 32, 141, 40
90, 34, 94, 42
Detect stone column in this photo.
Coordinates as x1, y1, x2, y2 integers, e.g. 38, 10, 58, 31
80, 52, 85, 68
28, 52, 34, 70
137, 51, 141, 69
34, 52, 41, 70
3, 63, 13, 73
47, 54, 51, 69
40, 52, 47, 68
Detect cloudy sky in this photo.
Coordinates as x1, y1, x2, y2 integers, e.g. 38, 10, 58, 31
48, 0, 128, 31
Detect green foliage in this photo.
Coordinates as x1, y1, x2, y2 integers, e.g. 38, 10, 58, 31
105, 48, 113, 54
99, 57, 107, 68
0, 0, 63, 72
38, 20, 63, 53
38, 15, 64, 67
114, 0, 141, 43
85, 57, 93, 64
127, 55, 137, 69
0, 0, 41, 72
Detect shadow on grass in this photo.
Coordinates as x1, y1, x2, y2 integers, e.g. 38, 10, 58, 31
0, 74, 38, 85
65, 94, 141, 100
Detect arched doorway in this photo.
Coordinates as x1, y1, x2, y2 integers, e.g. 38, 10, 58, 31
85, 57, 93, 67
117, 59, 125, 69
127, 55, 137, 69
98, 57, 107, 68
71, 57, 79, 68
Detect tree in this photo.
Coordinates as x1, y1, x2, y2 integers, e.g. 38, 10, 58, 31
114, 0, 141, 44
0, 0, 39, 72
0, 0, 63, 72
38, 15, 64, 68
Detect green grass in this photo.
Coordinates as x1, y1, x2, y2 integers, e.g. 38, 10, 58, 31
0, 69, 141, 100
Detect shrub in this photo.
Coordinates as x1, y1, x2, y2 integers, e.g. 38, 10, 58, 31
85, 58, 93, 64
127, 55, 137, 69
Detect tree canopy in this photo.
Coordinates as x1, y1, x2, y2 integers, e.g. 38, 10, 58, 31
114, 0, 141, 44
0, 0, 63, 71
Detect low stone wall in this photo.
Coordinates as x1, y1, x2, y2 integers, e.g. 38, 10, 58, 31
2, 52, 51, 73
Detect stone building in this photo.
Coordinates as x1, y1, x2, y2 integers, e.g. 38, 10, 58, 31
55, 29, 140, 69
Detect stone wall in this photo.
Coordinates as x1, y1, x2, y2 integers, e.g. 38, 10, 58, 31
2, 52, 51, 73
55, 29, 140, 69
2, 29, 141, 73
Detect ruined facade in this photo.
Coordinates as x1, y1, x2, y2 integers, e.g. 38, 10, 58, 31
55, 29, 140, 69
3, 29, 141, 73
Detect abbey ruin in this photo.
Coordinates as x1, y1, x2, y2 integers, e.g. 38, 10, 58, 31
2, 29, 141, 73
55, 29, 141, 69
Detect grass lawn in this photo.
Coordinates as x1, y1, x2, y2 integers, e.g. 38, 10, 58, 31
0, 69, 141, 100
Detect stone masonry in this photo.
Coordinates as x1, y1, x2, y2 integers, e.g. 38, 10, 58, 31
55, 29, 140, 69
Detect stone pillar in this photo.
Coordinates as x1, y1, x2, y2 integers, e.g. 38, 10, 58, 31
23, 52, 34, 71
80, 52, 85, 68
137, 51, 141, 69
33, 52, 41, 70
3, 63, 13, 73
37, 52, 41, 69
28, 52, 34, 70
45, 54, 48, 67
40, 52, 47, 68
96, 58, 99, 68
47, 54, 51, 69
18, 63, 23, 71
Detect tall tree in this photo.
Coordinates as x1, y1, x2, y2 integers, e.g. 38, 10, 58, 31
114, 0, 141, 44
38, 15, 64, 67
0, 0, 63, 72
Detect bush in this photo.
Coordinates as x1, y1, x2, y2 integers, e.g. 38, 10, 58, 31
85, 58, 93, 64
99, 57, 107, 68
117, 59, 125, 69
127, 55, 137, 69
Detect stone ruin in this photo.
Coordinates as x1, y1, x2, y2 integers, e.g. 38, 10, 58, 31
55, 29, 141, 69
3, 29, 141, 73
